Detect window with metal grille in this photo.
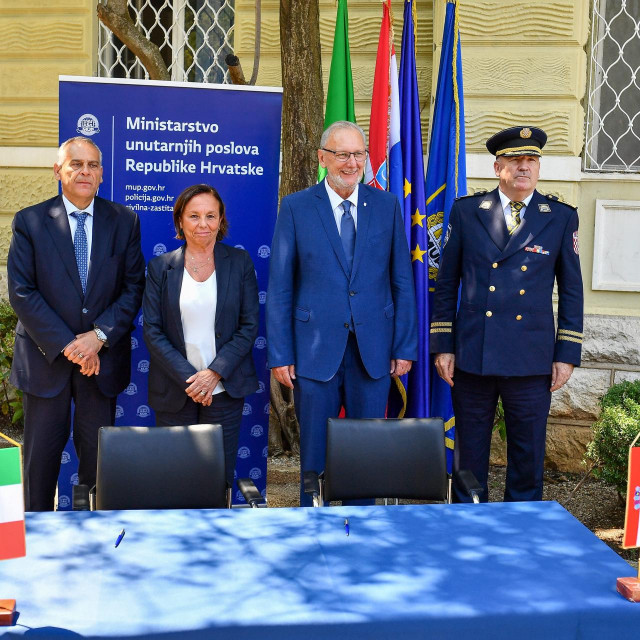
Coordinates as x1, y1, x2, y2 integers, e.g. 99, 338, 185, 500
98, 0, 235, 84
584, 0, 640, 172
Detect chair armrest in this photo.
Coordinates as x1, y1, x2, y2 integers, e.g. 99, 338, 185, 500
457, 469, 483, 504
303, 471, 323, 507
237, 478, 264, 508
72, 484, 90, 511
303, 471, 320, 496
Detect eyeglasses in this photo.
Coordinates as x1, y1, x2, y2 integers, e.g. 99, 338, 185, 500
321, 148, 368, 163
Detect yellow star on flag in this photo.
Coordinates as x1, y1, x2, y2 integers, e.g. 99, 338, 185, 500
411, 208, 426, 227
404, 178, 411, 199
412, 243, 427, 263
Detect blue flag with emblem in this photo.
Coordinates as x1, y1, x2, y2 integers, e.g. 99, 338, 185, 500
425, 0, 466, 468
387, 0, 429, 419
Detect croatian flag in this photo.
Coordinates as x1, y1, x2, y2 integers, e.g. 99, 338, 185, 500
365, 0, 402, 203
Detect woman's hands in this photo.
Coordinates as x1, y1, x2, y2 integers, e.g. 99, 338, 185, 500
185, 369, 221, 406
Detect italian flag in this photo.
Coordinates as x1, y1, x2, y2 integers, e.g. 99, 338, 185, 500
0, 446, 26, 561
318, 0, 356, 183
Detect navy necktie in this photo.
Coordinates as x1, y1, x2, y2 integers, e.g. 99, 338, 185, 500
71, 211, 88, 294
340, 200, 356, 273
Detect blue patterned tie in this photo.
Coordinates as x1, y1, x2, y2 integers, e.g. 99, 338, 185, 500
71, 211, 88, 294
340, 200, 356, 274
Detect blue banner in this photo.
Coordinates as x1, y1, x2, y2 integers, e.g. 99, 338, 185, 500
57, 77, 282, 508
425, 2, 467, 470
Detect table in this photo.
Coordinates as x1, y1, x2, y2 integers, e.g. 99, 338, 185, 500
1, 501, 639, 639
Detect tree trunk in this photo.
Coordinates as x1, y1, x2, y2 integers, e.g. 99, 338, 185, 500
279, 0, 324, 198
268, 0, 325, 456
97, 0, 170, 81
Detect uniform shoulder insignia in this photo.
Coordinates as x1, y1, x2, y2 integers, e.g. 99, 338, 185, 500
545, 193, 577, 209
455, 189, 487, 201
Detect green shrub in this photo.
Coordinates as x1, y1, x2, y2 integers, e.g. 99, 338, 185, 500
585, 380, 640, 497
0, 300, 22, 429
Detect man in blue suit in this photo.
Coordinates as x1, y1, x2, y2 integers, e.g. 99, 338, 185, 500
267, 121, 418, 506
8, 136, 145, 510
430, 126, 584, 503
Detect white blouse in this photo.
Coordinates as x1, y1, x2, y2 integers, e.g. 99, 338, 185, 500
179, 269, 225, 396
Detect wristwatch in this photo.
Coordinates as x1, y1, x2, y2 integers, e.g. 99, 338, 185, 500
94, 325, 108, 345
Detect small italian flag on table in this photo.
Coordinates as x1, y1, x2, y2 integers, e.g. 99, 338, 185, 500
0, 437, 26, 561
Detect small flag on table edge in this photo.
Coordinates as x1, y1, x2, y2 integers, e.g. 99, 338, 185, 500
0, 432, 26, 561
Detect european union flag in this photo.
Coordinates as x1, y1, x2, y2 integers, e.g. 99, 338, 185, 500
390, 0, 429, 418
425, 0, 467, 468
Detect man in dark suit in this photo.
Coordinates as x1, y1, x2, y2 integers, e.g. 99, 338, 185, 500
8, 136, 145, 511
430, 126, 584, 503
266, 121, 418, 506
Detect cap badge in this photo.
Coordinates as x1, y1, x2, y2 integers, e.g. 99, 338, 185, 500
520, 127, 532, 139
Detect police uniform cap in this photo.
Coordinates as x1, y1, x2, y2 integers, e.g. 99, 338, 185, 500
486, 126, 547, 158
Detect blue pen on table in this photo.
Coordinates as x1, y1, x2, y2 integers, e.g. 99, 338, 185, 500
115, 529, 125, 548
344, 518, 349, 536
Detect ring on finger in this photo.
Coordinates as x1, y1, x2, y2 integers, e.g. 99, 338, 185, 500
200, 390, 206, 396
78, 353, 84, 358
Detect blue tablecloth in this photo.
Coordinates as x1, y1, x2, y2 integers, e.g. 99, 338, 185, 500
1, 501, 638, 639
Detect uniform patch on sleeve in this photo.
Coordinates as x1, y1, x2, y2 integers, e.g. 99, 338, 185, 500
573, 230, 579, 255
443, 223, 452, 247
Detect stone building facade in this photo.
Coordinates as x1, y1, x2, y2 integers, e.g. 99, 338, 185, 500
0, 0, 638, 470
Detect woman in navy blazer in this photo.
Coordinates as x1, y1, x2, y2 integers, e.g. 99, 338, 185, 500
143, 184, 259, 484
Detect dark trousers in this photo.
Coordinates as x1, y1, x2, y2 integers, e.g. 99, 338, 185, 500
23, 369, 115, 511
293, 332, 391, 507
451, 368, 552, 503
154, 391, 244, 487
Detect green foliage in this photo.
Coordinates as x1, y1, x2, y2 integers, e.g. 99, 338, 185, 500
585, 381, 640, 496
0, 300, 22, 429
600, 380, 640, 410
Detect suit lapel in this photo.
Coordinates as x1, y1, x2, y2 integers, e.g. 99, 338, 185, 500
313, 181, 351, 278
44, 196, 84, 299
85, 198, 116, 298
476, 189, 509, 252
167, 247, 186, 346
214, 242, 230, 327
350, 185, 371, 281
500, 190, 554, 261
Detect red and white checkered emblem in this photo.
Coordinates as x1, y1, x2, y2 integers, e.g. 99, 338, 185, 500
573, 230, 579, 255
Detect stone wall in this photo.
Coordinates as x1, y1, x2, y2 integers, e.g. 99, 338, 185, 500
491, 314, 640, 472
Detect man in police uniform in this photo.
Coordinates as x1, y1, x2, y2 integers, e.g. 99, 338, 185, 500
430, 126, 583, 502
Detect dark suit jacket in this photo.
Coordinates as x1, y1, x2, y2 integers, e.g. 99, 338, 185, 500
430, 188, 584, 376
266, 181, 418, 382
8, 195, 145, 398
143, 242, 259, 413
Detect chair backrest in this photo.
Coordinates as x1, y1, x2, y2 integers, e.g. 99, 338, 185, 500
96, 424, 228, 510
323, 418, 447, 502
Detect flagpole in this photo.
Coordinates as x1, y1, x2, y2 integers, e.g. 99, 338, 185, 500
0, 431, 21, 448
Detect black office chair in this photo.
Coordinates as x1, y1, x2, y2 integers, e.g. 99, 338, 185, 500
304, 418, 482, 506
87, 424, 263, 510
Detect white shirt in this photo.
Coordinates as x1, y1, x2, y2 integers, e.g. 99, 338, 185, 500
62, 194, 95, 272
179, 269, 225, 396
498, 190, 533, 227
325, 180, 359, 232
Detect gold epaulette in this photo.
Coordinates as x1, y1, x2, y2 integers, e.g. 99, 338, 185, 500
545, 193, 577, 210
